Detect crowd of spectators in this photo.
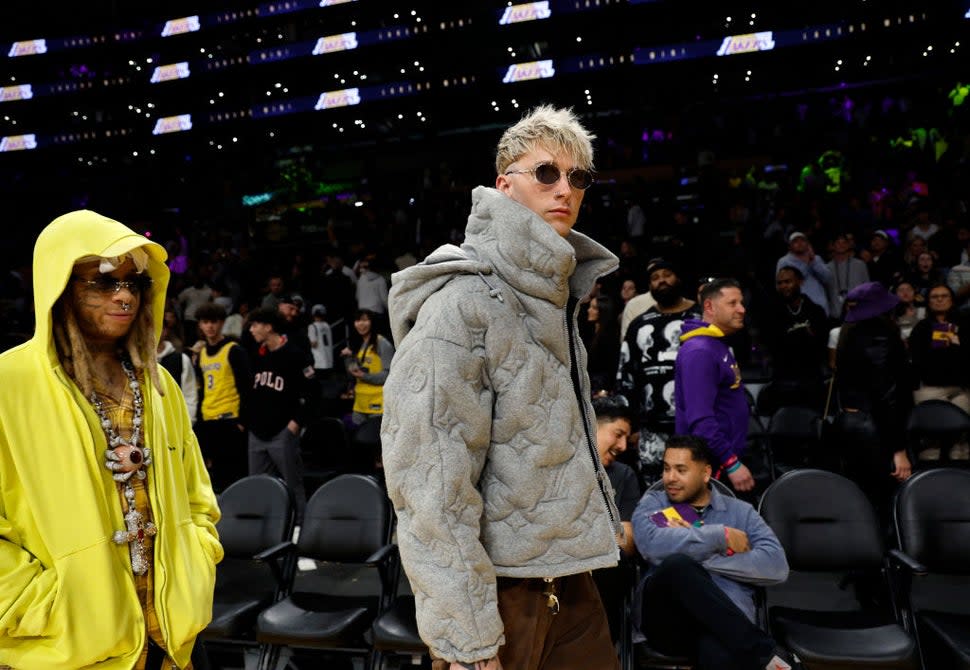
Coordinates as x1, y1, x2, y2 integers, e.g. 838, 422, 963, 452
0, 81, 966, 474
0, 79, 967, 667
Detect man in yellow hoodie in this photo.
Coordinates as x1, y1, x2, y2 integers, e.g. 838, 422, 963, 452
0, 211, 222, 669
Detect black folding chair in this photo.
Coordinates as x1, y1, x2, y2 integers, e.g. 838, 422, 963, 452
759, 469, 919, 670
892, 468, 970, 669
255, 474, 395, 670
907, 399, 970, 466
203, 475, 295, 667
764, 406, 823, 480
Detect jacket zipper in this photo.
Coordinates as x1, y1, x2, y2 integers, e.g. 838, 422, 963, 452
564, 297, 618, 532
144, 382, 173, 657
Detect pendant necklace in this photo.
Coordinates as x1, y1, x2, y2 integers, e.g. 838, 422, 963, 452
91, 355, 156, 576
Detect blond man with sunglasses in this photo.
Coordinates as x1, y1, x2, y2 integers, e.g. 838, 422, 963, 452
382, 106, 622, 670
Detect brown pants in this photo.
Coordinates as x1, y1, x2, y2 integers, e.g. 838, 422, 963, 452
432, 572, 619, 670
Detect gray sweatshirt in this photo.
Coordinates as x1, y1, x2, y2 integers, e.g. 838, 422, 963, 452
632, 486, 789, 623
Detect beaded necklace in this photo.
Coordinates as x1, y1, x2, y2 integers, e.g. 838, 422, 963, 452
91, 355, 156, 575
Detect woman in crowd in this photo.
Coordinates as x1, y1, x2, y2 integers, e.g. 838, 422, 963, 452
340, 309, 395, 427
907, 283, 970, 460
902, 236, 928, 270
584, 293, 621, 396
909, 251, 944, 302
620, 278, 639, 306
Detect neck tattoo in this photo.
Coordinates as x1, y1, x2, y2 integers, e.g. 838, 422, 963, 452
91, 354, 156, 575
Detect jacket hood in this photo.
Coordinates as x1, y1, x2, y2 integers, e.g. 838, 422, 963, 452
386, 242, 492, 345
387, 186, 617, 344
30, 210, 169, 363
680, 318, 725, 342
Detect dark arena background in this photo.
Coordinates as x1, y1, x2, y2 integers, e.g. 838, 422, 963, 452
0, 0, 967, 262
1, 4, 970, 669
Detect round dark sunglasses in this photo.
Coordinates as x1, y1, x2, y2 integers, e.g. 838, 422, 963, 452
504, 162, 594, 190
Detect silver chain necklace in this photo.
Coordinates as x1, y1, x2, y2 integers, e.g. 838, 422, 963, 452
91, 355, 156, 575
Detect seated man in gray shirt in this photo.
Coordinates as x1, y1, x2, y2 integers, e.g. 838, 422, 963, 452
632, 435, 799, 670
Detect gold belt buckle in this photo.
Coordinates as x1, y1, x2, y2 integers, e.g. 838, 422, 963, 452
542, 577, 560, 616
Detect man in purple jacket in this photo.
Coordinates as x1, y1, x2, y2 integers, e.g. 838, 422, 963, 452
674, 278, 754, 492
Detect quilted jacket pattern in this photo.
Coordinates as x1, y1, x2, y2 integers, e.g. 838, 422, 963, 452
381, 187, 621, 663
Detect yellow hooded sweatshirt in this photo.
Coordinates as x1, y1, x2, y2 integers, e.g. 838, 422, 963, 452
0, 211, 223, 669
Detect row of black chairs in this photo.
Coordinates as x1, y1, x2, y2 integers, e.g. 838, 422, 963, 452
205, 469, 970, 670
203, 472, 424, 670
637, 468, 970, 670
747, 390, 970, 481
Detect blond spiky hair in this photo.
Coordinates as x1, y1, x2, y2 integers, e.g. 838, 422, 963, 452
495, 105, 595, 175
53, 285, 164, 399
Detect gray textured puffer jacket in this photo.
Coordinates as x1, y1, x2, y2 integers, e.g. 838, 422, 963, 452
381, 186, 622, 664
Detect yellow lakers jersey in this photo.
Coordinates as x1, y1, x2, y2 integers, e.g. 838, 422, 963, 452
353, 338, 387, 416
200, 341, 241, 420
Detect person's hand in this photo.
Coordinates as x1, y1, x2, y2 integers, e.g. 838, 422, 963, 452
859, 249, 873, 263
350, 367, 365, 378
727, 464, 756, 492
892, 450, 912, 482
287, 420, 300, 436
449, 659, 503, 670
236, 423, 246, 432
806, 246, 815, 263
725, 527, 751, 554
340, 347, 352, 357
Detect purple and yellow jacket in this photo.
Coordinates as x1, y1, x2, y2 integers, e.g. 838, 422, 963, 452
674, 319, 748, 472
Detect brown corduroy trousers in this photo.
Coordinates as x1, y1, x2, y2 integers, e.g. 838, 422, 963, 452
432, 571, 619, 670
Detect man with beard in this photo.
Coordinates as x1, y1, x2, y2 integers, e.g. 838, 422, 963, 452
761, 266, 828, 408
632, 435, 796, 670
618, 260, 700, 484
675, 278, 754, 493
775, 232, 833, 318
276, 294, 311, 356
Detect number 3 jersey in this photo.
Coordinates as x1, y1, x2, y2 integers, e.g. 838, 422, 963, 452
198, 339, 249, 421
